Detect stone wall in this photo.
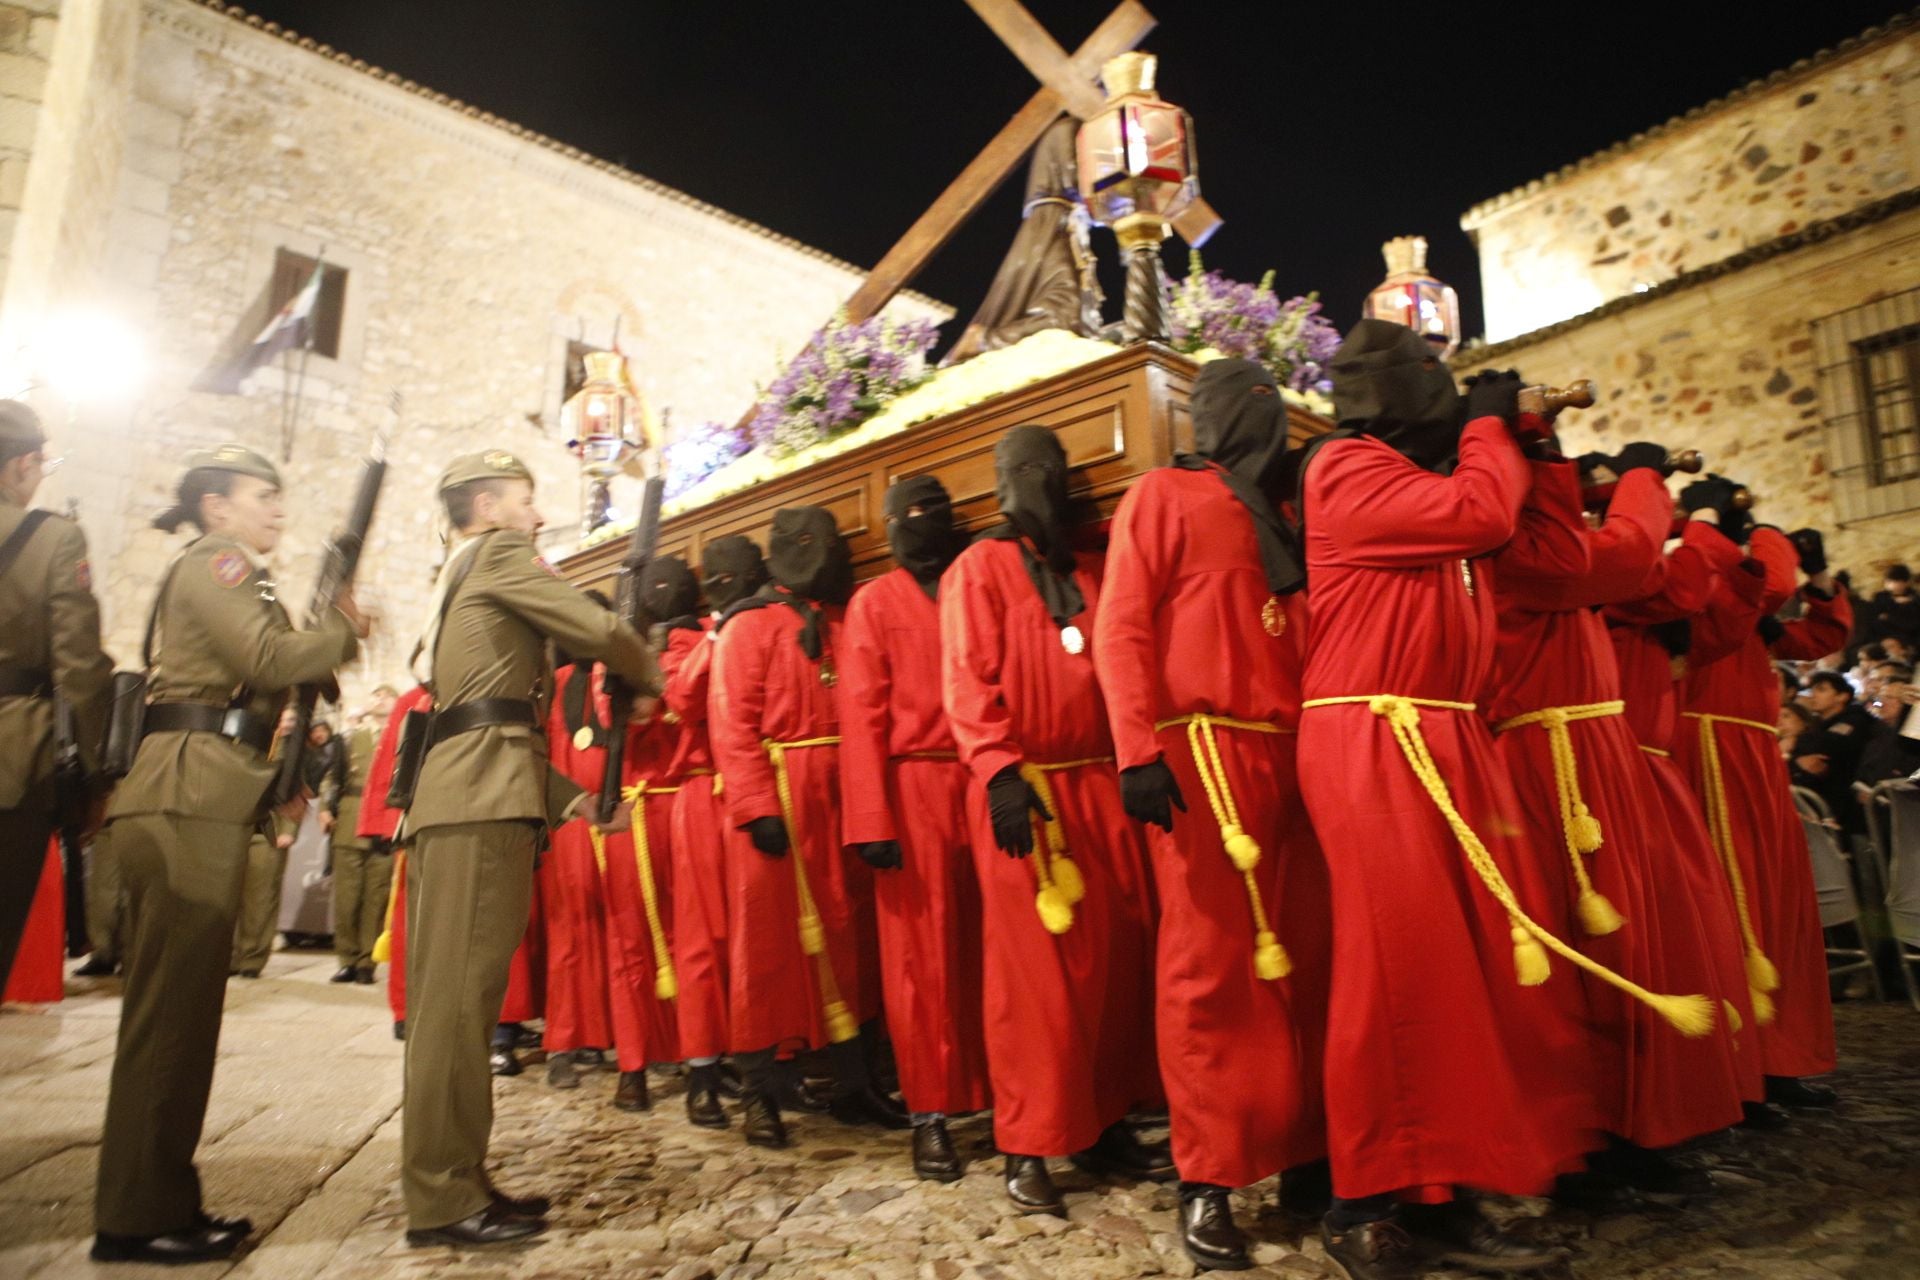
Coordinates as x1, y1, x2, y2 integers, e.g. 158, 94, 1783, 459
1462, 18, 1920, 343
1454, 202, 1920, 583
4, 0, 946, 703
0, 0, 59, 299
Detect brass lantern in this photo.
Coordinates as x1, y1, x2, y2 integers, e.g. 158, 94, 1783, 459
1075, 52, 1198, 343
563, 349, 661, 533
1362, 236, 1462, 360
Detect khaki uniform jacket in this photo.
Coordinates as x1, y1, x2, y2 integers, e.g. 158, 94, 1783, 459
107, 533, 358, 826
407, 529, 658, 833
0, 494, 112, 810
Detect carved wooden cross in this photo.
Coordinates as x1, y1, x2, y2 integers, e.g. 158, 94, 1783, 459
840, 0, 1220, 325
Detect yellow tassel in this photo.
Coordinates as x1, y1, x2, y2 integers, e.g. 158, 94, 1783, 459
825, 999, 858, 1044
1254, 930, 1291, 981
1052, 854, 1086, 905
1745, 949, 1780, 993
1722, 999, 1743, 1035
1035, 885, 1075, 935
799, 912, 826, 957
371, 932, 391, 965
1750, 987, 1776, 1025
1645, 992, 1716, 1038
1223, 826, 1263, 872
1512, 925, 1552, 986
654, 968, 679, 1001
1577, 889, 1625, 936
1572, 806, 1604, 854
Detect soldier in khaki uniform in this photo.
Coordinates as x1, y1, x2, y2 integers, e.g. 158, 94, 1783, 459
0, 401, 112, 991
401, 451, 658, 1247
93, 445, 367, 1265
329, 690, 393, 983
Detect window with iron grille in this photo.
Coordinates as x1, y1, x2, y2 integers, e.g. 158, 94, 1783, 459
1812, 287, 1920, 524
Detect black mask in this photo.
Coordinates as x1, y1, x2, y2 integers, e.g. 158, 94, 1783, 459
1175, 358, 1304, 595
885, 475, 963, 599
700, 535, 768, 612
639, 555, 700, 628
767, 506, 855, 606
1330, 319, 1463, 474
994, 425, 1077, 578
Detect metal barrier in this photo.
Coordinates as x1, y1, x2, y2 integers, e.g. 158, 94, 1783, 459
1863, 779, 1920, 1011
1794, 786, 1884, 1001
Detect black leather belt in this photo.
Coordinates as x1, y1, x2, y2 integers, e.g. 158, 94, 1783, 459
143, 702, 276, 755
429, 697, 537, 746
0, 666, 51, 698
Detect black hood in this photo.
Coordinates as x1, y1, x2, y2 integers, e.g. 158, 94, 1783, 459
700, 534, 768, 612
994, 424, 1076, 578
884, 474, 964, 597
639, 554, 701, 627
1189, 357, 1289, 489
767, 506, 854, 605
1330, 318, 1462, 473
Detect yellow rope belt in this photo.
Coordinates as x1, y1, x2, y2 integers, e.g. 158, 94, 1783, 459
371, 846, 403, 965
1681, 711, 1781, 1023
1638, 744, 1671, 758
1302, 695, 1714, 1037
767, 736, 857, 1043
1492, 700, 1627, 938
1155, 714, 1295, 981
590, 780, 680, 1002
1017, 757, 1109, 935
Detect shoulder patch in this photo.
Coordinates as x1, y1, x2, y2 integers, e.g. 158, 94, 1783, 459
210, 550, 250, 588
74, 559, 91, 591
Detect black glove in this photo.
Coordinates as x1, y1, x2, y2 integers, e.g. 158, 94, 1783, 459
856, 839, 903, 871
1614, 442, 1670, 475
1757, 615, 1786, 646
1787, 527, 1827, 576
1119, 759, 1187, 832
744, 815, 789, 858
986, 765, 1049, 858
1462, 368, 1524, 429
1679, 474, 1753, 544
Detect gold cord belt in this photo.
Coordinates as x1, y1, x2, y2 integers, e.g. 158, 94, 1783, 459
371, 846, 404, 965
1492, 700, 1627, 937
766, 736, 857, 1043
1155, 714, 1294, 980
1302, 695, 1713, 1037
1681, 711, 1781, 1022
584, 780, 680, 1002
1638, 744, 1671, 758
1017, 757, 1110, 934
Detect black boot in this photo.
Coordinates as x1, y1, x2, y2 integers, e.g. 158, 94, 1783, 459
488, 1047, 521, 1078
1321, 1216, 1418, 1280
613, 1070, 650, 1112
828, 1084, 912, 1130
1071, 1120, 1176, 1182
1179, 1183, 1251, 1271
714, 1059, 745, 1099
92, 1227, 242, 1264
547, 1051, 579, 1090
685, 1064, 728, 1128
741, 1090, 789, 1149
1738, 1099, 1790, 1130
1590, 1138, 1714, 1196
1403, 1200, 1568, 1274
72, 954, 117, 978
1003, 1155, 1063, 1216
1765, 1075, 1839, 1109
912, 1117, 963, 1182
329, 965, 356, 983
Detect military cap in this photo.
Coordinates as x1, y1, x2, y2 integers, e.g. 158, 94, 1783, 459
184, 443, 283, 487
0, 399, 46, 452
438, 449, 534, 492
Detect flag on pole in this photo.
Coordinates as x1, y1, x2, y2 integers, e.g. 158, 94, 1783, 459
191, 260, 325, 394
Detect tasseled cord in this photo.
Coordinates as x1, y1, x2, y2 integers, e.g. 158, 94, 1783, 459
767, 738, 859, 1043
1690, 712, 1782, 1025
622, 781, 680, 1002
1494, 703, 1626, 938
371, 848, 404, 964
1179, 715, 1292, 982
1019, 763, 1082, 935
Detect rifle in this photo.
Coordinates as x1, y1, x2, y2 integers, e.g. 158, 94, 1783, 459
596, 472, 666, 824
51, 693, 90, 956
267, 395, 396, 808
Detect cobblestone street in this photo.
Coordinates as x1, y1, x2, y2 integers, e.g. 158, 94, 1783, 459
1, 948, 1915, 1279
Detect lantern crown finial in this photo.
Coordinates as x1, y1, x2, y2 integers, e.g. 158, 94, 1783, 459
1382, 235, 1429, 278
1099, 51, 1156, 100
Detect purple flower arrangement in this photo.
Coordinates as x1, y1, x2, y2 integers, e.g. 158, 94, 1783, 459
747, 312, 942, 458
1169, 251, 1340, 395
664, 418, 751, 500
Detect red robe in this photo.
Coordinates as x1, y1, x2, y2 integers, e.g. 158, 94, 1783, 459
363, 685, 431, 1024
941, 538, 1159, 1157
709, 595, 877, 1054
1605, 519, 1765, 1100
840, 567, 992, 1117
599, 694, 682, 1070
1679, 526, 1850, 1078
540, 664, 616, 1056
2, 842, 63, 1004
1490, 468, 1746, 1147
662, 620, 733, 1062
1092, 465, 1330, 1187
1298, 420, 1600, 1201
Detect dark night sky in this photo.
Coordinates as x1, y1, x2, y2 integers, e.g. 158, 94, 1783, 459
238, 0, 1905, 343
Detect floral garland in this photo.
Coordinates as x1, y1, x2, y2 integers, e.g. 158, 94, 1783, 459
1170, 250, 1340, 396
664, 418, 750, 501
747, 311, 942, 458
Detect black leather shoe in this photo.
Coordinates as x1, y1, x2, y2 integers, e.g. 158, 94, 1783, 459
547, 1052, 579, 1090
828, 1085, 912, 1130
1071, 1121, 1176, 1182
354, 966, 376, 984
913, 1118, 963, 1183
1322, 1218, 1418, 1280
1004, 1155, 1064, 1216
1739, 1100, 1790, 1130
1405, 1202, 1568, 1273
1590, 1141, 1715, 1196
194, 1209, 253, 1238
786, 1073, 834, 1113
1180, 1186, 1252, 1271
613, 1070, 650, 1111
489, 1047, 522, 1078
685, 1067, 728, 1128
72, 954, 117, 978
393, 1020, 406, 1042
91, 1227, 242, 1264
330, 966, 356, 983
486, 1186, 551, 1218
1765, 1075, 1839, 1109
405, 1203, 547, 1247
742, 1090, 789, 1149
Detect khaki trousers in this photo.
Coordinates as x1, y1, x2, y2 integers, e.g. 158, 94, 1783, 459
401, 821, 537, 1230
230, 828, 285, 974
85, 823, 126, 965
332, 840, 392, 969
94, 813, 251, 1236
0, 800, 55, 992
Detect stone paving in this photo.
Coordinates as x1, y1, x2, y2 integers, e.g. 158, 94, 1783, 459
1, 947, 1916, 1279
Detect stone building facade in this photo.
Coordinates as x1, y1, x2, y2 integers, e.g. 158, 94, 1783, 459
1456, 13, 1920, 581
0, 0, 945, 696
